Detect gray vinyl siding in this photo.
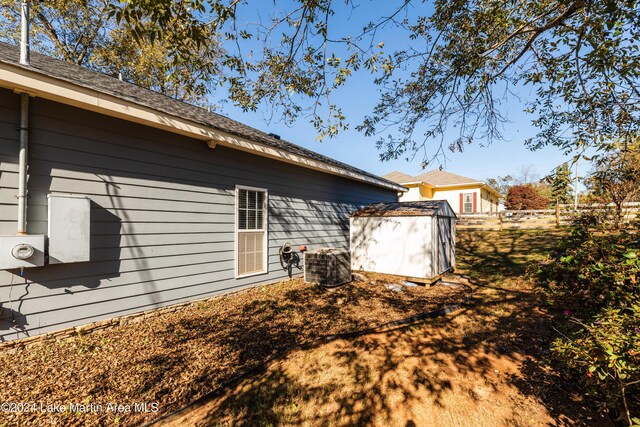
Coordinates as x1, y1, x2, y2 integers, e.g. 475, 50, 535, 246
0, 93, 19, 234
0, 88, 396, 341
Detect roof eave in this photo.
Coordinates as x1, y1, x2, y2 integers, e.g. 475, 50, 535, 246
430, 181, 501, 197
430, 182, 484, 189
482, 184, 502, 197
0, 61, 404, 193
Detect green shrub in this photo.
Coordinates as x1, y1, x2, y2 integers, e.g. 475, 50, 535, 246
533, 219, 640, 425
535, 221, 639, 312
552, 306, 640, 424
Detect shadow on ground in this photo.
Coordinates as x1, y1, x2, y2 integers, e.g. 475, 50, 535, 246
166, 230, 612, 427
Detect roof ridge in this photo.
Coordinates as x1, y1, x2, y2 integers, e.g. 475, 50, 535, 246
415, 169, 479, 180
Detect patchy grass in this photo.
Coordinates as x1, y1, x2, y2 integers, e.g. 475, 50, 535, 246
0, 272, 466, 426
165, 229, 614, 427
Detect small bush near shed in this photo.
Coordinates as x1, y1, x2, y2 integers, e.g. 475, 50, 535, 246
533, 218, 640, 425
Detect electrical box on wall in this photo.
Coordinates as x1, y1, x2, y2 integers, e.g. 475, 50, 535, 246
48, 194, 91, 264
0, 235, 45, 269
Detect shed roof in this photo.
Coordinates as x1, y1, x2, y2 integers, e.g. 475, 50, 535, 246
0, 42, 405, 192
351, 200, 455, 217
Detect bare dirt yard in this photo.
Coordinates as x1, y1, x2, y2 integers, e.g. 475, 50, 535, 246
163, 230, 614, 427
0, 269, 466, 426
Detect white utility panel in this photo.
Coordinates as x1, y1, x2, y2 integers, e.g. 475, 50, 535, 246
0, 234, 45, 269
48, 194, 91, 264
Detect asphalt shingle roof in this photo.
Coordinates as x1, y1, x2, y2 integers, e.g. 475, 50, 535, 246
413, 170, 481, 186
384, 169, 482, 186
0, 42, 402, 190
382, 171, 417, 184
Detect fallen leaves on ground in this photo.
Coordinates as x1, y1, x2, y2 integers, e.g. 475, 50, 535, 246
0, 273, 467, 426
164, 230, 613, 427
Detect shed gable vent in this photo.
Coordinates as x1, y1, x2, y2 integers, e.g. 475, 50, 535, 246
304, 248, 351, 287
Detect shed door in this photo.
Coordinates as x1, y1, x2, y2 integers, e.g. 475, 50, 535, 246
436, 216, 454, 274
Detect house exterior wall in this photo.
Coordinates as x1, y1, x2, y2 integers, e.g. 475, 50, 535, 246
420, 186, 434, 199
0, 89, 396, 341
480, 188, 500, 213
400, 185, 422, 201
397, 185, 433, 202
432, 187, 480, 213
481, 189, 489, 213
398, 184, 498, 213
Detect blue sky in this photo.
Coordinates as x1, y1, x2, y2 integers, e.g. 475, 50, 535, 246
213, 1, 581, 184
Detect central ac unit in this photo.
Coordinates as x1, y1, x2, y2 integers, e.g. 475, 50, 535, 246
304, 248, 351, 287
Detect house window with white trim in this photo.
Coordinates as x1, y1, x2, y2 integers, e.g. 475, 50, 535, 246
463, 193, 473, 213
236, 186, 267, 277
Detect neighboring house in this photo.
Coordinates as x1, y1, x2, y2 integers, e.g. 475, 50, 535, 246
383, 170, 501, 214
0, 43, 403, 341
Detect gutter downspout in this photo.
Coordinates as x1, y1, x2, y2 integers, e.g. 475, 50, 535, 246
17, 93, 29, 235
17, 0, 30, 234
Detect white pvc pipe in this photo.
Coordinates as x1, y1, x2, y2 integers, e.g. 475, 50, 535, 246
20, 0, 29, 66
17, 93, 29, 235
17, 0, 30, 234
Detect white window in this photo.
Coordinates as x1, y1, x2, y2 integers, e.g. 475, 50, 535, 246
236, 186, 268, 278
463, 193, 473, 213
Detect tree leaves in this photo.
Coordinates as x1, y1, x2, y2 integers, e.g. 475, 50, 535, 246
3, 0, 638, 164
545, 163, 574, 205
506, 184, 550, 210
0, 0, 224, 107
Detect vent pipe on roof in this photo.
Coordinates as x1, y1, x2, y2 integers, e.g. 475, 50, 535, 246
20, 0, 30, 65
17, 1, 31, 234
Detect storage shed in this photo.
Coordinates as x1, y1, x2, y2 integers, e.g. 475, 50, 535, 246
350, 201, 456, 282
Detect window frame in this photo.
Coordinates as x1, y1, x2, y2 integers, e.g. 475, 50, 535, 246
235, 185, 269, 279
463, 192, 474, 213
